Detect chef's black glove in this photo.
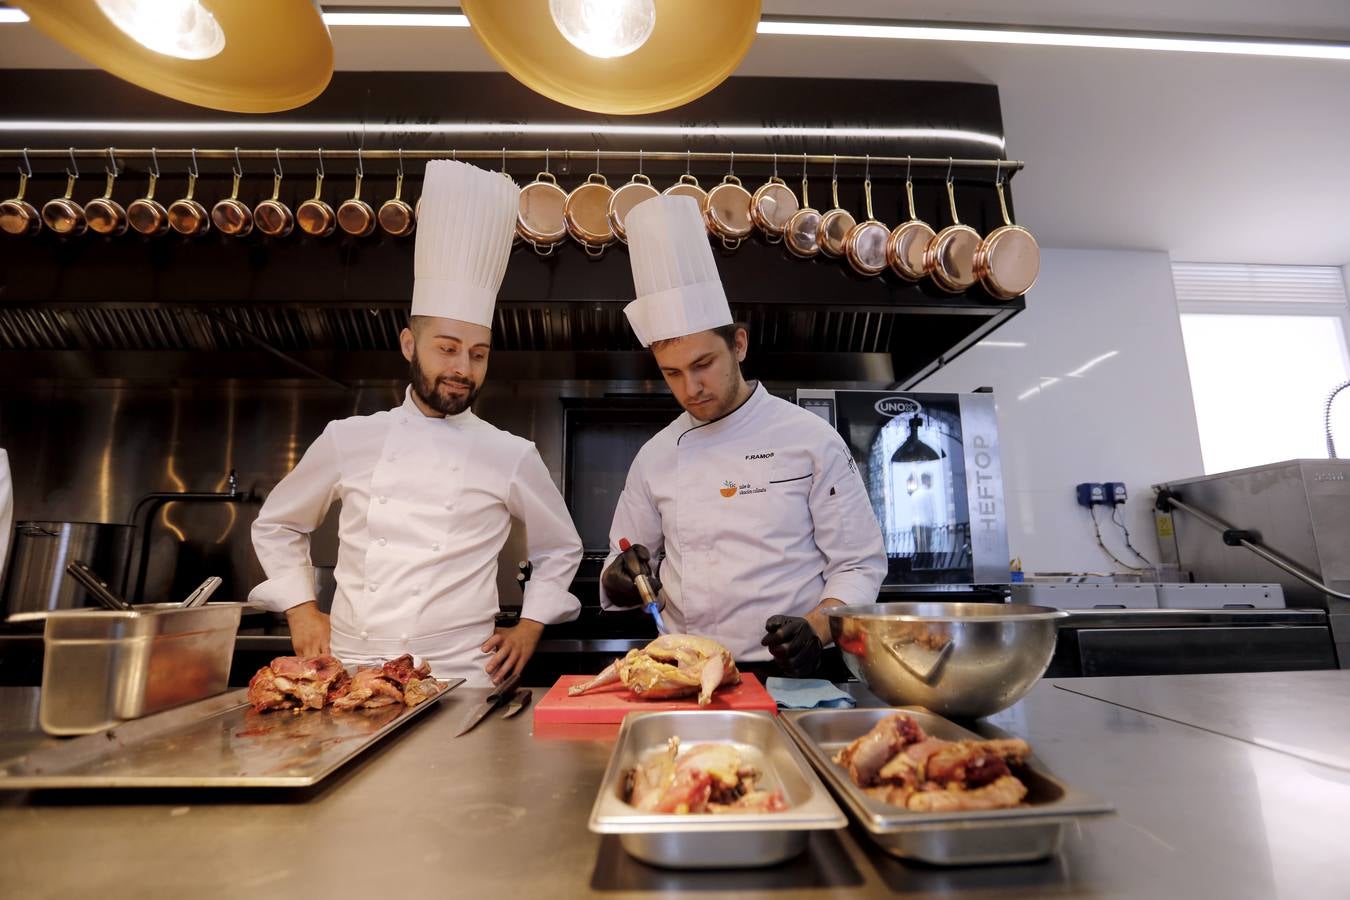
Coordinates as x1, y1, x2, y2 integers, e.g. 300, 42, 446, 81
762, 615, 823, 677
601, 543, 660, 608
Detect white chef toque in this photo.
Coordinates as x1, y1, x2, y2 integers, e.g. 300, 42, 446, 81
623, 194, 732, 347
411, 160, 520, 328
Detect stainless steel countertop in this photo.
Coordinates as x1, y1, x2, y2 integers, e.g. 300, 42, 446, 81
1057, 669, 1350, 771
3, 673, 1350, 899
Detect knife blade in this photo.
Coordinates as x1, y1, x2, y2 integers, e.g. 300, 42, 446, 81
500, 688, 533, 719
453, 674, 522, 737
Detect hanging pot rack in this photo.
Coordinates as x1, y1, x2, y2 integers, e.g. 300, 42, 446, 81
3, 147, 1022, 176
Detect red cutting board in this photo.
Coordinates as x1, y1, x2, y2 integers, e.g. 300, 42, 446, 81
533, 673, 778, 724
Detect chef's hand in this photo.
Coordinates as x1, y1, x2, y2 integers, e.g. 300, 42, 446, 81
600, 543, 660, 608
286, 601, 331, 658
482, 617, 544, 685
762, 615, 823, 677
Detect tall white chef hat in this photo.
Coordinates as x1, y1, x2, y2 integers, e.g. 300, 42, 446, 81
411, 160, 520, 328
623, 194, 732, 347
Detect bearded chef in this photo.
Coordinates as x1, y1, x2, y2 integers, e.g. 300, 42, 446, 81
249, 160, 583, 687
599, 195, 886, 676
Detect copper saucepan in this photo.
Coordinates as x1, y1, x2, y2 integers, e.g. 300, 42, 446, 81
253, 149, 293, 238
127, 148, 169, 236
663, 152, 708, 218
704, 155, 753, 250
564, 157, 615, 258
973, 165, 1040, 300
41, 149, 86, 236
296, 150, 335, 238
211, 147, 253, 237
608, 153, 658, 244
785, 155, 821, 259
85, 148, 128, 236
844, 161, 890, 277
167, 150, 209, 236
885, 160, 935, 282
517, 155, 568, 255
924, 169, 981, 293
378, 149, 415, 238
0, 150, 40, 236
817, 158, 855, 258
751, 155, 799, 243
337, 148, 376, 237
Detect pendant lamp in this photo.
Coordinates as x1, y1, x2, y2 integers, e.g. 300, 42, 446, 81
461, 0, 761, 115
13, 0, 333, 113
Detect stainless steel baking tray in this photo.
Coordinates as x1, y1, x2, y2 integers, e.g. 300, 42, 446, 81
0, 680, 462, 789
780, 707, 1113, 865
589, 710, 846, 869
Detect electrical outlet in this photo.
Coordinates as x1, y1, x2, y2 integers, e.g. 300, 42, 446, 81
1104, 482, 1128, 505
1076, 482, 1106, 508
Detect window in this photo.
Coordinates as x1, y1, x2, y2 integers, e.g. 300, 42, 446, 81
1174, 263, 1350, 473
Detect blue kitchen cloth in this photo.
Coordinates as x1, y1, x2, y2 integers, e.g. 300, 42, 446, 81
765, 677, 857, 709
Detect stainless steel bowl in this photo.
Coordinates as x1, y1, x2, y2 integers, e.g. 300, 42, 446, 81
827, 603, 1067, 719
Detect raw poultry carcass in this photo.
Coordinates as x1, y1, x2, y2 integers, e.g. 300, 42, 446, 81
833, 713, 1031, 811
624, 737, 787, 815
247, 655, 351, 712
568, 635, 739, 707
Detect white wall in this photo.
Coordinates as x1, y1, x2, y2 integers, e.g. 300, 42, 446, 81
916, 248, 1204, 574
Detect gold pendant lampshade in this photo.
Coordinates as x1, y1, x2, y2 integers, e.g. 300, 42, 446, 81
461, 0, 761, 115
12, 0, 333, 113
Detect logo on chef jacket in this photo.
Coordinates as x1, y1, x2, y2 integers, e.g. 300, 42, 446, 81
874, 396, 922, 418
720, 480, 738, 498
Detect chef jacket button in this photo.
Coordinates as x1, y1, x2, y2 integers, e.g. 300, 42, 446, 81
360, 630, 369, 640
378, 496, 388, 504
444, 501, 453, 510
377, 538, 387, 547
400, 633, 408, 641
400, 417, 408, 425
432, 542, 441, 551
412, 588, 421, 596
450, 464, 459, 472
368, 583, 378, 592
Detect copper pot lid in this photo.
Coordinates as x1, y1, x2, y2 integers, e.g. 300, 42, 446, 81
608, 172, 659, 244
296, 157, 335, 237
705, 172, 753, 247
337, 154, 376, 237
518, 169, 568, 250
843, 170, 889, 276
127, 150, 169, 237
886, 169, 935, 282
974, 173, 1040, 300
41, 163, 86, 236
564, 172, 615, 255
924, 176, 980, 293
0, 153, 40, 236
751, 166, 799, 239
86, 151, 127, 236
254, 154, 294, 238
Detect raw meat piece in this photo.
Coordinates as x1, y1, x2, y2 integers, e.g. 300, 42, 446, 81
247, 654, 349, 712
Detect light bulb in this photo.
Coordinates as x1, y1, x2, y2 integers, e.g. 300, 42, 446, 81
548, 0, 656, 59
96, 0, 225, 61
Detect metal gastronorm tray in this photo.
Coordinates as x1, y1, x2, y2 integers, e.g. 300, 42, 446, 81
779, 707, 1113, 865
0, 680, 462, 789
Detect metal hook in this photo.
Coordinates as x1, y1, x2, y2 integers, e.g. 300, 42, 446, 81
994, 159, 1004, 186
273, 148, 284, 179
66, 147, 80, 179
595, 148, 601, 175
147, 147, 160, 180
864, 154, 870, 182
685, 149, 692, 177
502, 146, 507, 172
19, 147, 33, 179
451, 148, 457, 162
946, 156, 954, 185
396, 147, 405, 179
637, 148, 643, 176
315, 147, 325, 179
906, 154, 913, 184
544, 148, 550, 174
231, 146, 243, 178
831, 154, 838, 181
355, 146, 364, 179
802, 151, 808, 178
772, 152, 778, 179
728, 150, 734, 176
105, 146, 119, 177
188, 148, 199, 179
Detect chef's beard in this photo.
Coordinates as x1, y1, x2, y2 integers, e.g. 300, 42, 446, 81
409, 352, 480, 416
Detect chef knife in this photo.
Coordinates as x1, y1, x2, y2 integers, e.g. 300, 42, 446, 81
453, 673, 523, 737
500, 687, 533, 719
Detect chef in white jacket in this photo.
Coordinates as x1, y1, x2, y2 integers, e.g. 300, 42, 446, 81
249, 160, 582, 687
599, 196, 886, 676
